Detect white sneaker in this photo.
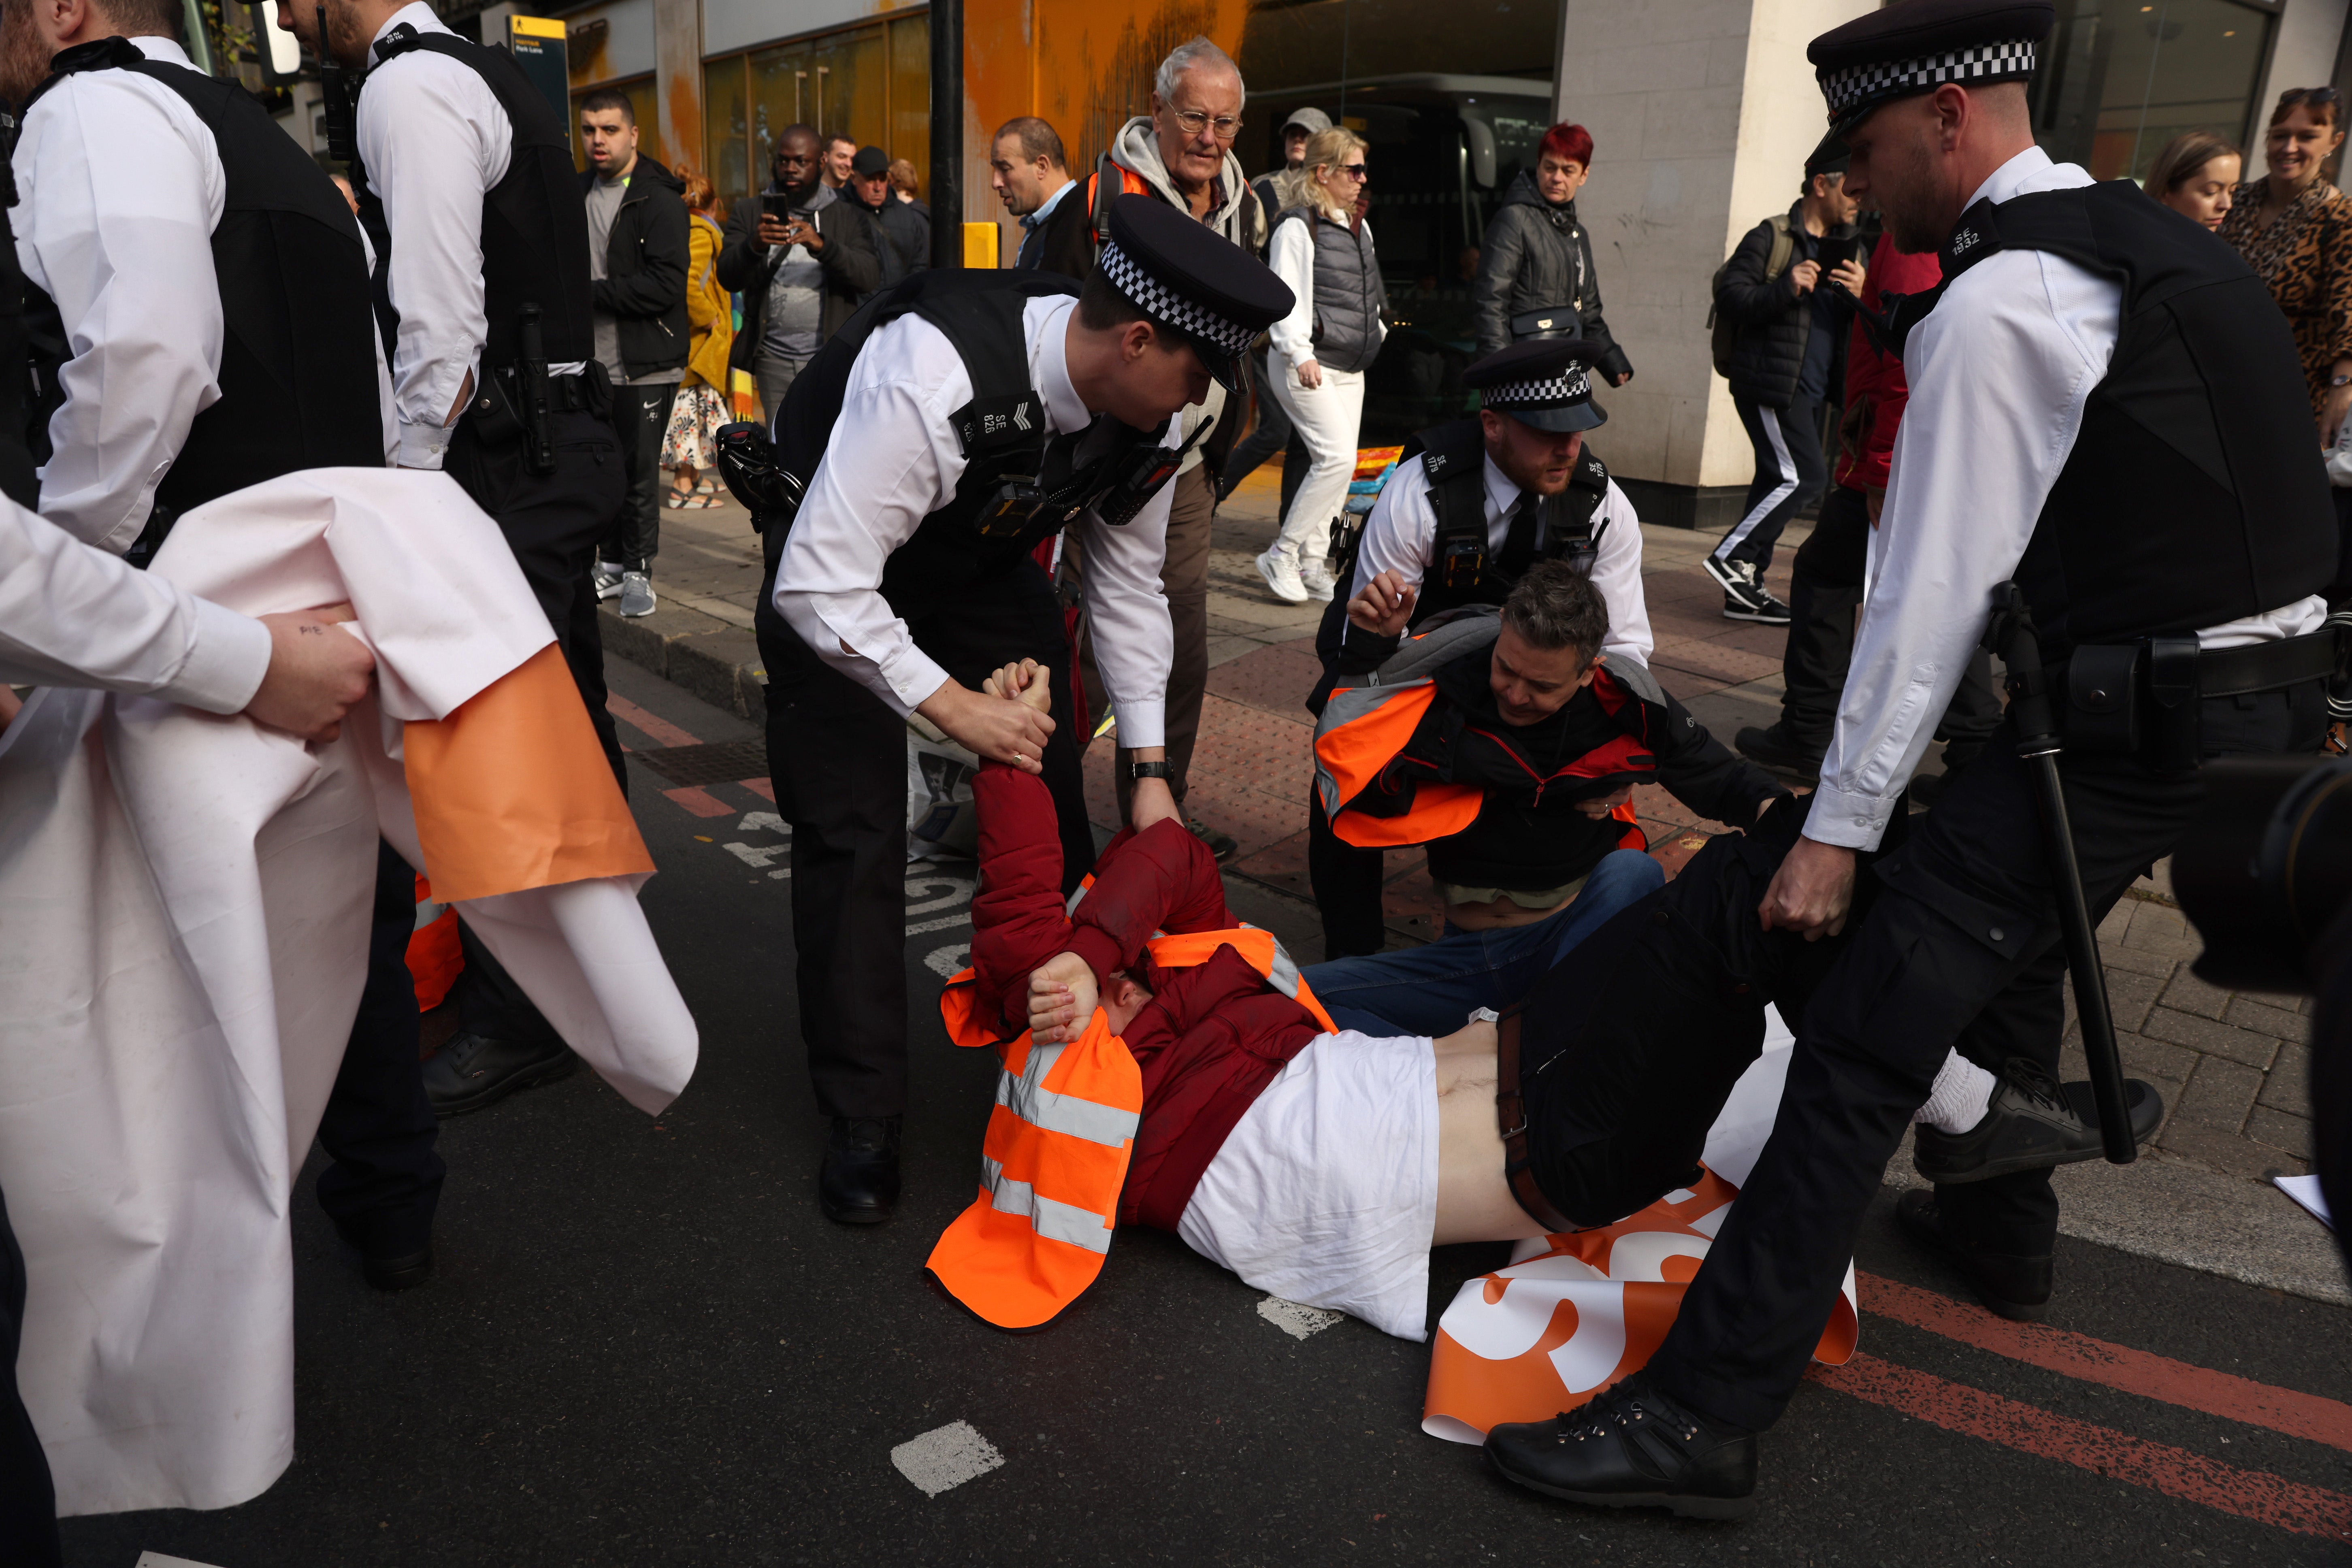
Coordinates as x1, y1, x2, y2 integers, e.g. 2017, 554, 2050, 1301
1255, 546, 1308, 604
593, 560, 624, 601
619, 570, 656, 618
1301, 563, 1336, 602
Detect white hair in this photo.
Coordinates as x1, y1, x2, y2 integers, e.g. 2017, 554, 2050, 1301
1155, 36, 1245, 106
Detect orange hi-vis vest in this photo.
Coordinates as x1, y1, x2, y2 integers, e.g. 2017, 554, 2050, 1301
927, 920, 1336, 1330
1312, 609, 1646, 854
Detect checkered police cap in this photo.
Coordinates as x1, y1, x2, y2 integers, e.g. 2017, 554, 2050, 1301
1809, 0, 2054, 134
1463, 339, 1608, 435
1096, 194, 1294, 390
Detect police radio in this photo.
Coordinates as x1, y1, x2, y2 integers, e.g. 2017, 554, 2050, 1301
316, 5, 361, 167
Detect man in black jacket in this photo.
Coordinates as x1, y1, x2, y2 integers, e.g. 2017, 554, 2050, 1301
991, 115, 1090, 279
580, 89, 688, 620
849, 145, 928, 283
1306, 562, 1784, 1031
1472, 123, 1635, 386
716, 124, 883, 426
1706, 144, 1864, 626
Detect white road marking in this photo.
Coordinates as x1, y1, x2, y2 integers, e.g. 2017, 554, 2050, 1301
724, 841, 786, 869
904, 874, 975, 916
924, 942, 971, 979
737, 812, 788, 836
138, 1555, 229, 1568
890, 1420, 1005, 1496
1258, 1296, 1344, 1340
905, 912, 972, 937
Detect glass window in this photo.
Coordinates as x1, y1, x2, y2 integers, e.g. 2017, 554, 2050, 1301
749, 40, 819, 185
889, 13, 930, 191
2033, 0, 2277, 181
705, 56, 750, 201
811, 26, 890, 152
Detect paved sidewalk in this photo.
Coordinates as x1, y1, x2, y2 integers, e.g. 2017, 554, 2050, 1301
601, 463, 2338, 1299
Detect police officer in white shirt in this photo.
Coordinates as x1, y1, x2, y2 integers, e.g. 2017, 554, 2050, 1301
1484, 0, 2338, 1517
0, 0, 450, 1293
283, 0, 625, 1116
761, 195, 1291, 1224
1306, 338, 1651, 956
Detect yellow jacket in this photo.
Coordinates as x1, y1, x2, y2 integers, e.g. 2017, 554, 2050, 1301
683, 212, 734, 390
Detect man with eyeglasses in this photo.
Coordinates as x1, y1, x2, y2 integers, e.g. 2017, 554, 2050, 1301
1070, 35, 1268, 861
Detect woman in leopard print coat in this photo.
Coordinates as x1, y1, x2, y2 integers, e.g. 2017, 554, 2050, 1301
2218, 86, 2352, 440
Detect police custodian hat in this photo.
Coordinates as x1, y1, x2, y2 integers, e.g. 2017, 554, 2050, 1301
1097, 193, 1294, 392
1464, 339, 1608, 435
1809, 0, 2055, 137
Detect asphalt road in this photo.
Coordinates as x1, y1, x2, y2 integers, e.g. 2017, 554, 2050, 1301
60, 659, 2352, 1568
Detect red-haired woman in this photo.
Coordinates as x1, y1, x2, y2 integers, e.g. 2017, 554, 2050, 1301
1472, 122, 1632, 384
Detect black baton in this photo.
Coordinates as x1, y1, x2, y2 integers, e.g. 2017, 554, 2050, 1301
1983, 583, 2136, 1164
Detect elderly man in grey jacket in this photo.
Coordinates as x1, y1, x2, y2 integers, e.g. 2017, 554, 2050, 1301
1073, 36, 1267, 860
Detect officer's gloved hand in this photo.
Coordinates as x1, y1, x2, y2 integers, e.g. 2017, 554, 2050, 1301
715, 422, 805, 530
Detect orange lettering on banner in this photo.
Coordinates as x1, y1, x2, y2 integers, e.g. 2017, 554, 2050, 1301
403, 643, 654, 902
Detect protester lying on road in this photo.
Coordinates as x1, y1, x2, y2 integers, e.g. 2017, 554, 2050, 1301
1304, 562, 1783, 1035
923, 658, 1661, 1339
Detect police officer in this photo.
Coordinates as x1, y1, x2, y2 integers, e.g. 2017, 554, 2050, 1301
1, 0, 445, 1290
1483, 0, 2338, 1516
284, 0, 627, 1115
1308, 338, 1652, 956
763, 194, 1291, 1224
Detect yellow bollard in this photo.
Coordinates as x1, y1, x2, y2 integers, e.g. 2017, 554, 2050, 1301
962, 222, 1000, 270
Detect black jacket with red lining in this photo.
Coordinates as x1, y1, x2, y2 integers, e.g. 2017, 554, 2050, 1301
1336, 648, 1783, 892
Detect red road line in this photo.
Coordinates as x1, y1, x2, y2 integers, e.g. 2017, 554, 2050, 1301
740, 778, 774, 801
1811, 1353, 2352, 1541
663, 786, 734, 819
1859, 1272, 2352, 1453
607, 693, 699, 750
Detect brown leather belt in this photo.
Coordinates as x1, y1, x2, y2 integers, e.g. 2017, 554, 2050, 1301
1495, 1011, 1574, 1235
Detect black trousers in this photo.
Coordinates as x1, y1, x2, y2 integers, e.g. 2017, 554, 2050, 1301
1777, 484, 2004, 760
0, 1186, 60, 1568
757, 558, 1095, 1119
605, 381, 678, 571
1716, 394, 1826, 574
1310, 797, 1388, 959
315, 840, 446, 1255
1646, 684, 2326, 1434
445, 405, 626, 1044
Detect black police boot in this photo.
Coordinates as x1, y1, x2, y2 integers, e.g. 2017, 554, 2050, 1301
1484, 1372, 1758, 1520
819, 1116, 903, 1225
1735, 722, 1825, 780
1913, 1057, 2162, 1185
1894, 1189, 2052, 1321
331, 1212, 435, 1292
1188, 817, 1239, 864
421, 1031, 577, 1118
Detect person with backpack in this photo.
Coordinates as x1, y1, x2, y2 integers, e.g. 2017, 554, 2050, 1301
758, 195, 1291, 1227
1704, 143, 1865, 625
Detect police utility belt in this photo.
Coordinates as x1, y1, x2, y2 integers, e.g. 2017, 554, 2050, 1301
2049, 627, 2344, 770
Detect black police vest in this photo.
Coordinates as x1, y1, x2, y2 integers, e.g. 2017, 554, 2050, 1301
354, 28, 594, 371
1915, 181, 2336, 658
1408, 416, 1612, 624
767, 270, 1177, 616
21, 39, 385, 533
0, 150, 36, 508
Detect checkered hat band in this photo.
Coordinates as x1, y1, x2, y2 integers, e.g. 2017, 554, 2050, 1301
1099, 238, 1257, 360
1821, 40, 2037, 119
1487, 371, 1590, 406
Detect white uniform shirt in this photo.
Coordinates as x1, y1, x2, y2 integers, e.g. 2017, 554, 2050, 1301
360, 2, 584, 470
772, 294, 1179, 747
0, 496, 267, 709
12, 35, 395, 554
1811, 146, 2326, 851
1347, 446, 1654, 667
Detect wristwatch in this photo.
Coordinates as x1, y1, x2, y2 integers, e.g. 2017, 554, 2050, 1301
1128, 760, 1174, 782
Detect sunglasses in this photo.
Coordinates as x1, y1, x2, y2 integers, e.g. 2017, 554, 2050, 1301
1336, 164, 1370, 181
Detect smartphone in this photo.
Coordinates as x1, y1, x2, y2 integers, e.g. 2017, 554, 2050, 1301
761, 193, 792, 222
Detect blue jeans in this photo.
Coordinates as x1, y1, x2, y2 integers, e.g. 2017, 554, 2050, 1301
1300, 849, 1666, 1038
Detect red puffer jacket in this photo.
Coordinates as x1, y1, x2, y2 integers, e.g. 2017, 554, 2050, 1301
967, 765, 1324, 1230
1833, 234, 1943, 494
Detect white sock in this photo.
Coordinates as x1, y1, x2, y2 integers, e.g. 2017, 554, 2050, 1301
1913, 1051, 1997, 1135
